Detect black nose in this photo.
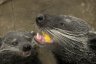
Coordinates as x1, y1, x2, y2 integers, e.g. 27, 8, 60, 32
23, 44, 32, 52
36, 14, 45, 26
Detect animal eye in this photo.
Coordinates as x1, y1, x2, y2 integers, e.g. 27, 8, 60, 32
12, 41, 18, 46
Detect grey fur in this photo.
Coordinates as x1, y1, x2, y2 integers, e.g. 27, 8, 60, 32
0, 31, 41, 64
36, 14, 96, 64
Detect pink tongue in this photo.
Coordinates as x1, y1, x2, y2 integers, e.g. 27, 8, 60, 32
35, 33, 45, 44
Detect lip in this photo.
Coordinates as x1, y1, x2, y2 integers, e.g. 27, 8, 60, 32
22, 51, 31, 57
34, 33, 46, 44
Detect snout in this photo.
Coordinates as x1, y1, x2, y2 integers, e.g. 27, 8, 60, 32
22, 44, 32, 52
20, 44, 36, 57
21, 44, 34, 57
36, 14, 46, 27
0, 43, 36, 57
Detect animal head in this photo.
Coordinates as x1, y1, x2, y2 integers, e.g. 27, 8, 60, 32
36, 14, 92, 34
0, 31, 37, 58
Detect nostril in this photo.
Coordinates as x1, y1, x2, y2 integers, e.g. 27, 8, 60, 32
23, 44, 32, 52
36, 14, 45, 24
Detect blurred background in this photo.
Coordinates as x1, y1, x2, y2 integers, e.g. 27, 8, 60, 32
0, 0, 96, 64
0, 0, 96, 36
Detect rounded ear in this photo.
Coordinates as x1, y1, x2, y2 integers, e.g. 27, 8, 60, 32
24, 31, 37, 41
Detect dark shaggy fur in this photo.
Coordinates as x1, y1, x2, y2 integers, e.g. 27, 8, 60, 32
35, 14, 96, 64
0, 31, 41, 64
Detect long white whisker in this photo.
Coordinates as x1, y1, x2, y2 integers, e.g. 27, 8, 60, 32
44, 28, 86, 56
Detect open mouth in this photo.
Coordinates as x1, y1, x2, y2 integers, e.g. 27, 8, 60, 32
34, 32, 53, 45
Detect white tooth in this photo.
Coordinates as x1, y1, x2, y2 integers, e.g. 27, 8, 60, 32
37, 33, 39, 38
36, 33, 41, 40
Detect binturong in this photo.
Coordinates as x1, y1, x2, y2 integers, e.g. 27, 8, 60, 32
0, 31, 42, 64
34, 14, 96, 64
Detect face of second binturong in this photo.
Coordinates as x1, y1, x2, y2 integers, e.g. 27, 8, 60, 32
35, 14, 96, 64
0, 31, 41, 64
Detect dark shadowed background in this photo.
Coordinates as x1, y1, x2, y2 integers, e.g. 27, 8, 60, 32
0, 0, 96, 64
